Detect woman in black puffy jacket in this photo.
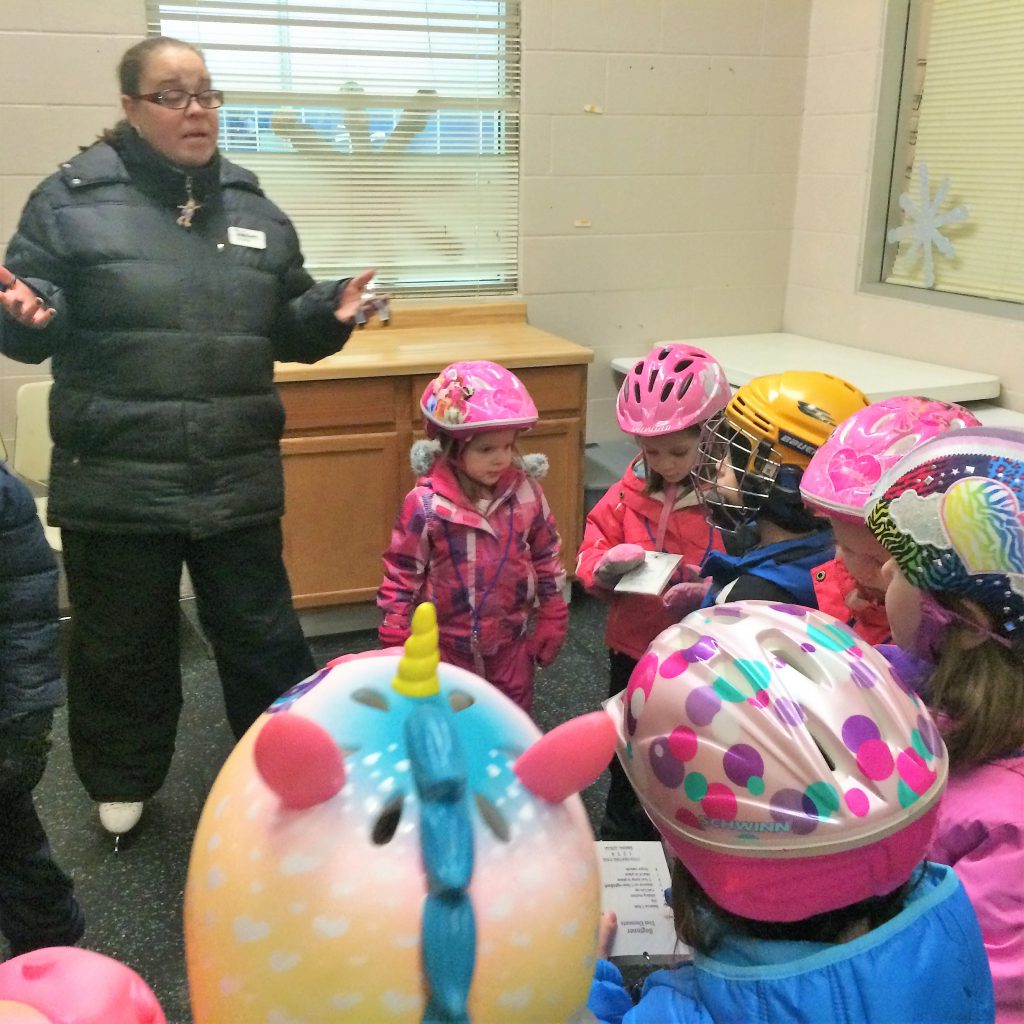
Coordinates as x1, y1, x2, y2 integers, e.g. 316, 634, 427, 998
0, 462, 84, 953
0, 36, 381, 837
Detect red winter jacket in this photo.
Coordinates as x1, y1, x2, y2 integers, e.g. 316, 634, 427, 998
576, 458, 722, 660
378, 447, 566, 660
812, 557, 891, 645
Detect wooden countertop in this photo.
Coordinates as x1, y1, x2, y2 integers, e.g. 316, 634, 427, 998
274, 301, 594, 382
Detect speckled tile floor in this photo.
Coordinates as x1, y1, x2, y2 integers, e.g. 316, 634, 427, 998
19, 587, 613, 1024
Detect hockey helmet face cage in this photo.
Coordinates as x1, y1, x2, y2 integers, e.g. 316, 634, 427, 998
616, 343, 731, 437
867, 425, 1024, 648
693, 372, 870, 534
606, 600, 947, 922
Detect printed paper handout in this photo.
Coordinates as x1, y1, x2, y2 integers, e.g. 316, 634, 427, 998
596, 840, 690, 965
613, 551, 683, 596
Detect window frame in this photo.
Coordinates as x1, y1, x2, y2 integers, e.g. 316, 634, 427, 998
145, 0, 522, 300
861, 0, 1024, 321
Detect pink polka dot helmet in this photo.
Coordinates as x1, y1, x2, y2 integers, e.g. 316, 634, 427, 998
800, 396, 979, 522
185, 604, 616, 1023
420, 360, 539, 440
607, 600, 947, 922
616, 343, 731, 437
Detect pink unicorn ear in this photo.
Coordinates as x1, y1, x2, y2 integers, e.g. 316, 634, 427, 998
514, 711, 617, 803
253, 713, 346, 809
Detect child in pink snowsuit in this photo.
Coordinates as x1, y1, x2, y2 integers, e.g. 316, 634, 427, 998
378, 361, 567, 713
868, 425, 1024, 1024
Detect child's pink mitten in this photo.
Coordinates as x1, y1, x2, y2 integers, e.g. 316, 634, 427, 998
662, 578, 711, 614
593, 543, 646, 586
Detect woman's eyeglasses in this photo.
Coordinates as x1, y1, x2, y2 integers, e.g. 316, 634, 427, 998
134, 89, 225, 110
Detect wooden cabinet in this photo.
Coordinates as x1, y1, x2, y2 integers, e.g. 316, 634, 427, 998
275, 305, 592, 611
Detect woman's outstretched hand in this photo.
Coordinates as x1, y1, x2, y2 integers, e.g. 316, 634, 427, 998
0, 264, 56, 329
335, 268, 389, 326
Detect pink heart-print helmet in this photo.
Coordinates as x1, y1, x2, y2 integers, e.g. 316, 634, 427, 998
800, 396, 979, 522
607, 600, 947, 922
420, 360, 539, 440
616, 343, 731, 437
185, 604, 615, 1023
867, 425, 1024, 647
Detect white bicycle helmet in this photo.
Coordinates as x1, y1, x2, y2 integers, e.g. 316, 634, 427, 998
607, 600, 947, 921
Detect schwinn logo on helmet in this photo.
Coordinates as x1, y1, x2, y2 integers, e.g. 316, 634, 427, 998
700, 816, 792, 833
778, 431, 817, 457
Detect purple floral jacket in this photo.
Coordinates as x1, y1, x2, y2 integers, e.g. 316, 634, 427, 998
378, 445, 567, 658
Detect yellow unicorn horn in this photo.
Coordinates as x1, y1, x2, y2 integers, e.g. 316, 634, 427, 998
392, 603, 441, 698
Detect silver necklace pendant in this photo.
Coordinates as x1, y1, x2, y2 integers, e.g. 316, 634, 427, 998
177, 177, 201, 228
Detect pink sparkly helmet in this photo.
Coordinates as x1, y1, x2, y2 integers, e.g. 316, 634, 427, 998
420, 360, 538, 440
607, 600, 947, 922
800, 396, 979, 522
616, 344, 730, 437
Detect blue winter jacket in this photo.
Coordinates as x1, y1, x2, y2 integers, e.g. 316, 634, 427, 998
700, 531, 835, 608
589, 862, 994, 1024
0, 463, 62, 721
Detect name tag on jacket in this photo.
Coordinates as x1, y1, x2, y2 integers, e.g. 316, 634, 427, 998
227, 226, 267, 249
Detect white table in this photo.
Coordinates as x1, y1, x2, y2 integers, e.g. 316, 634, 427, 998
611, 332, 1000, 404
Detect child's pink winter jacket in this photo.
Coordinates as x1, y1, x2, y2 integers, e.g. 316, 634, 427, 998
929, 753, 1024, 1024
378, 445, 567, 664
575, 458, 721, 660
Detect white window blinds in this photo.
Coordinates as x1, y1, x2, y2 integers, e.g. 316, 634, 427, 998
146, 1, 521, 298
885, 0, 1024, 303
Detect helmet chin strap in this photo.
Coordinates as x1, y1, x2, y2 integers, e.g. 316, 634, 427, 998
654, 481, 677, 551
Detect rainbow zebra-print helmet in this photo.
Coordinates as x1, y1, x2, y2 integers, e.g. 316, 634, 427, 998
866, 425, 1024, 647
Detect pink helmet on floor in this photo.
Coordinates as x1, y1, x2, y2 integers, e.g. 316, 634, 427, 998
800, 396, 979, 522
606, 600, 947, 922
616, 344, 730, 437
420, 360, 538, 440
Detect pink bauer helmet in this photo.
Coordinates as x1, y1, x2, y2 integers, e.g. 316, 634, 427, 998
800, 395, 979, 522
616, 343, 730, 437
420, 360, 538, 440
607, 600, 947, 922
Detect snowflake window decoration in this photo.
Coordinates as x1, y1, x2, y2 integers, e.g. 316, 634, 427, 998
887, 161, 969, 288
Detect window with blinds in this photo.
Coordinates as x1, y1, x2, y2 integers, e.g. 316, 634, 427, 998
146, 1, 521, 298
883, 0, 1024, 303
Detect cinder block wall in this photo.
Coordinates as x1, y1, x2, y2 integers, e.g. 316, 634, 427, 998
0, 1, 145, 450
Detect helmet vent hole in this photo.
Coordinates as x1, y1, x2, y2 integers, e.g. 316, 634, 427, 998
633, 381, 642, 404
660, 381, 673, 403
812, 736, 836, 772
676, 376, 692, 400
371, 795, 405, 845
475, 792, 511, 842
448, 690, 474, 712
764, 634, 830, 687
648, 368, 659, 393
352, 688, 390, 711
673, 358, 693, 374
